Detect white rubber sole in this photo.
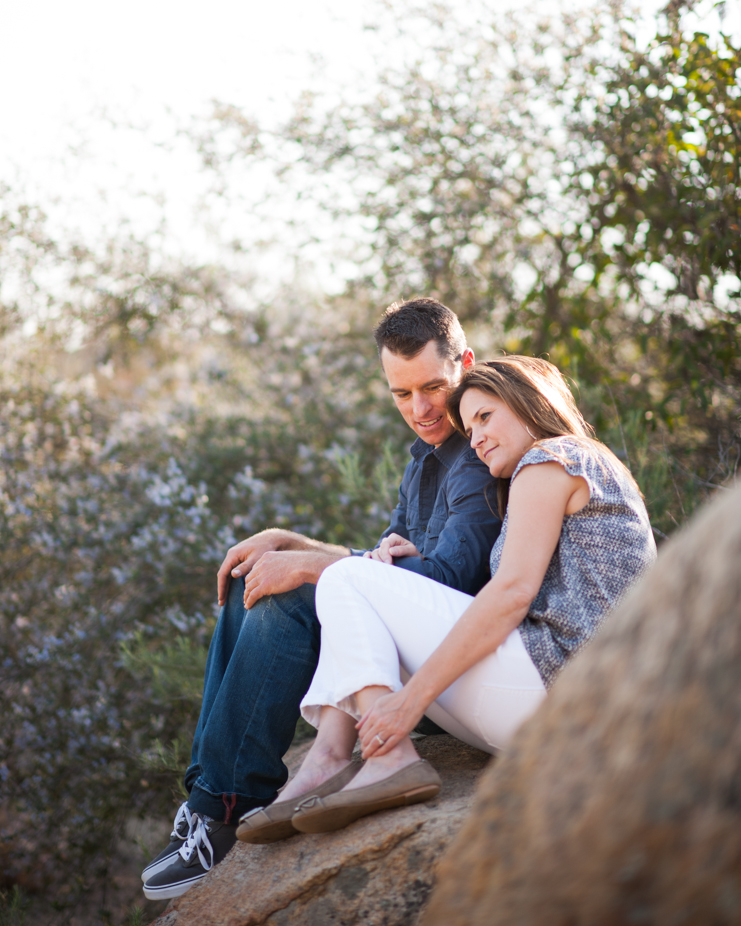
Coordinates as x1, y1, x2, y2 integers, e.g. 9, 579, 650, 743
143, 872, 206, 900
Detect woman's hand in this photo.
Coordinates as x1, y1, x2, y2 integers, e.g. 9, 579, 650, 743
356, 687, 427, 758
363, 533, 421, 564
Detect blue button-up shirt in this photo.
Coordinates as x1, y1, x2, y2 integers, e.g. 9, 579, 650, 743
361, 432, 501, 596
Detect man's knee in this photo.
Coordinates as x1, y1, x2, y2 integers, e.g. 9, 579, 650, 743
218, 580, 319, 647
223, 578, 314, 612
251, 584, 319, 635
264, 582, 316, 611
221, 573, 245, 606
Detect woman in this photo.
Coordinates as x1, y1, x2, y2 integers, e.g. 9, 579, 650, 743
237, 356, 656, 841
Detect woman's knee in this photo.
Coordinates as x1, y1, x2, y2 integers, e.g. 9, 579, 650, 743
317, 555, 373, 599
315, 556, 380, 630
321, 554, 371, 581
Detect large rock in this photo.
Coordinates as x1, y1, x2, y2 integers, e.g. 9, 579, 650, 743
150, 734, 489, 926
423, 484, 741, 926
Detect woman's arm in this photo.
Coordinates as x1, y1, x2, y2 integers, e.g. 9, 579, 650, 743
357, 461, 588, 756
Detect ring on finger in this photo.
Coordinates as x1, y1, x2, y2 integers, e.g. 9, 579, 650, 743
375, 734, 386, 746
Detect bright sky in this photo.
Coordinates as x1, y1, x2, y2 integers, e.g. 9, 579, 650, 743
0, 0, 738, 285
0, 1, 377, 260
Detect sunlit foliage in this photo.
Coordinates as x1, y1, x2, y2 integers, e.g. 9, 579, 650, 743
0, 1, 738, 916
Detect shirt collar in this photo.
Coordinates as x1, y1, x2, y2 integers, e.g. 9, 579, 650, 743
410, 430, 468, 468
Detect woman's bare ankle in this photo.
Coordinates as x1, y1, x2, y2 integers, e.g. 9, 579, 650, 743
342, 737, 418, 791
308, 741, 354, 767
276, 747, 353, 803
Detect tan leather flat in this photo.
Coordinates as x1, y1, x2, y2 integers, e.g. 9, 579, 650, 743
290, 759, 441, 834
236, 760, 362, 844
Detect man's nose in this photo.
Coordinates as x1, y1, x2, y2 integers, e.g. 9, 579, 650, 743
412, 392, 433, 418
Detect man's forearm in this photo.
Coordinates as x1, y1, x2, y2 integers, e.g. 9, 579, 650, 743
292, 549, 349, 584
267, 529, 350, 558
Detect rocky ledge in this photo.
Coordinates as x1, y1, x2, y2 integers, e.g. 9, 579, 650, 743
423, 483, 741, 926
150, 734, 490, 926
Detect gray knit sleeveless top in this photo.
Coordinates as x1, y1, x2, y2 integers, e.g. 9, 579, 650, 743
489, 436, 657, 687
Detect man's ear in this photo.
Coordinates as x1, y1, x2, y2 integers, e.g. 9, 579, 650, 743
461, 348, 475, 370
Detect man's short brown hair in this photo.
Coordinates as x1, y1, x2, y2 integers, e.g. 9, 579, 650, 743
373, 298, 467, 362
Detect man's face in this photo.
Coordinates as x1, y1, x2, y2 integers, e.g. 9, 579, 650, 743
381, 340, 472, 446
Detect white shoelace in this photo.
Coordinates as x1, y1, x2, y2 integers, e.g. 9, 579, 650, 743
171, 801, 194, 841
179, 814, 214, 871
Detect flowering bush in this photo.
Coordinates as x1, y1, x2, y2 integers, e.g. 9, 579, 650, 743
0, 306, 408, 901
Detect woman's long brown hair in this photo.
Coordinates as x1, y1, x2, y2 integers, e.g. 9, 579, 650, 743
447, 356, 630, 517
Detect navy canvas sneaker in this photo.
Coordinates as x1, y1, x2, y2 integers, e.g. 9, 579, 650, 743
141, 801, 194, 883
143, 813, 237, 900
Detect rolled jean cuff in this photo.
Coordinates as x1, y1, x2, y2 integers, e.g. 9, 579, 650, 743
188, 777, 267, 823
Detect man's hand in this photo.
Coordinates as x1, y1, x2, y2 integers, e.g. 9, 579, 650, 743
242, 550, 345, 609
218, 528, 350, 606
217, 530, 286, 605
363, 533, 421, 565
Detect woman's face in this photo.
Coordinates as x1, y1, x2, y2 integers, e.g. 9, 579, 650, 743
459, 387, 536, 478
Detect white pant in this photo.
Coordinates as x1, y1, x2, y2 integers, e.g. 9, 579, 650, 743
301, 557, 546, 754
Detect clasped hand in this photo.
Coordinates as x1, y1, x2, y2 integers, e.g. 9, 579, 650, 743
363, 533, 421, 564
217, 531, 320, 609
217, 531, 283, 605
356, 687, 426, 759
240, 549, 313, 609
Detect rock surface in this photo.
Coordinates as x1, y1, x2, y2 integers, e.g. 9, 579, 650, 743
150, 735, 490, 926
423, 484, 741, 926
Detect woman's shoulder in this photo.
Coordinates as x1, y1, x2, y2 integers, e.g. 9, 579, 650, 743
513, 436, 598, 477
511, 436, 636, 504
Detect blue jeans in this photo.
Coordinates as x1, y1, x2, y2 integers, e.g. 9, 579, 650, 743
184, 579, 320, 822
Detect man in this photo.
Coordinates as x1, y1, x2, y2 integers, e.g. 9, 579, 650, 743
143, 298, 500, 900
